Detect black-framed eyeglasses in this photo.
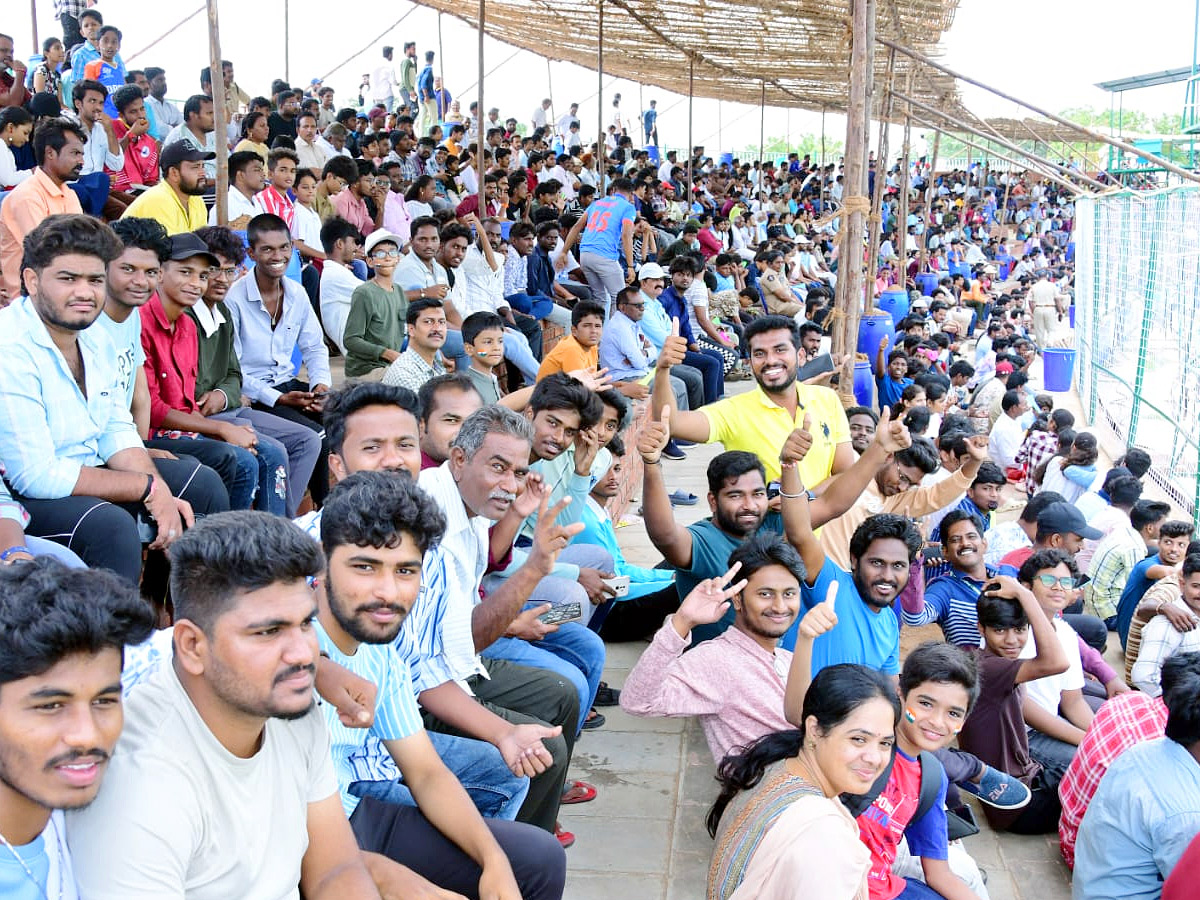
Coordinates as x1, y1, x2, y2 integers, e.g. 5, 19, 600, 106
623, 301, 645, 310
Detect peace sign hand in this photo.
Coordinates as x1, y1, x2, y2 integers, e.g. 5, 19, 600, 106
528, 493, 584, 576
675, 562, 748, 633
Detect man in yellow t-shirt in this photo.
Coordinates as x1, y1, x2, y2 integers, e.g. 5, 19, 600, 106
650, 314, 854, 488
536, 299, 604, 381
121, 143, 211, 235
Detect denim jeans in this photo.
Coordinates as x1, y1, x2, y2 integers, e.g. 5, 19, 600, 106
683, 348, 725, 404
483, 624, 606, 736
503, 327, 541, 384
348, 730, 528, 820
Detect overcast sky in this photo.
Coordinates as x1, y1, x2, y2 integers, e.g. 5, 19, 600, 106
7, 0, 1196, 151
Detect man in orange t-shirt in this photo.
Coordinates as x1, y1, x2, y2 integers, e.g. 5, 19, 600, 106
536, 299, 604, 380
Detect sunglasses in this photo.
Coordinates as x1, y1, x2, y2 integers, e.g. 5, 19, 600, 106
1034, 574, 1074, 589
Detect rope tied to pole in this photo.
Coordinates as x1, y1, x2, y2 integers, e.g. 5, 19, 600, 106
810, 193, 871, 228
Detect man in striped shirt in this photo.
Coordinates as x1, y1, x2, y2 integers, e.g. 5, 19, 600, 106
312, 472, 565, 899
255, 148, 298, 230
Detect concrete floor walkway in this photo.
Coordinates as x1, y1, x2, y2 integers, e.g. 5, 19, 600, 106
560, 390, 1077, 900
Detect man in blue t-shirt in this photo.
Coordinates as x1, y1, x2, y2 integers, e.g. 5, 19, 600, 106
560, 176, 637, 315
1117, 519, 1196, 647
875, 337, 913, 410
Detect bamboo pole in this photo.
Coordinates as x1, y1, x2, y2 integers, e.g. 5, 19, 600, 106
757, 80, 766, 182
206, 0, 229, 226
831, 0, 875, 395
878, 36, 1200, 186
30, 0, 38, 49
547, 58, 555, 138
283, 0, 290, 83
911, 118, 1083, 196
893, 92, 1110, 193
126, 5, 206, 64
687, 57, 695, 202
897, 74, 912, 264
438, 12, 445, 121
866, 48, 897, 294
918, 129, 938, 273
477, 0, 485, 211
596, 0, 605, 193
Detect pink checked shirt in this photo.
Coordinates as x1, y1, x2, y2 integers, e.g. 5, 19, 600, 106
619, 618, 792, 763
1058, 691, 1168, 868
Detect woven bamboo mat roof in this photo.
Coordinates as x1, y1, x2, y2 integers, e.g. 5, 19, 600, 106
974, 116, 1100, 146
416, 0, 966, 121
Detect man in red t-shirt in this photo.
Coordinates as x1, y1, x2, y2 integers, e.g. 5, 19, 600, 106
110, 84, 159, 190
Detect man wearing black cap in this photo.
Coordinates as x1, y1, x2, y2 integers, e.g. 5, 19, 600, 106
121, 142, 212, 234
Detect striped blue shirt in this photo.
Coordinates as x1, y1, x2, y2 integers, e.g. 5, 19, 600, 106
314, 622, 424, 817
903, 565, 996, 647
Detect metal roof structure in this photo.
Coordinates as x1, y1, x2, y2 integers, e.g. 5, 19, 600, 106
1096, 67, 1193, 93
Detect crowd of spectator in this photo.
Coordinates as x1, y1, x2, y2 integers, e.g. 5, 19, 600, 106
0, 9, 1196, 900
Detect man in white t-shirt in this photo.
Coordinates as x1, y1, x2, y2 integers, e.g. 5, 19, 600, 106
0, 560, 155, 900
67, 512, 384, 899
318, 217, 365, 353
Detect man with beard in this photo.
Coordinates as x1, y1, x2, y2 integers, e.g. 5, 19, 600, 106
846, 406, 879, 455
0, 215, 228, 582
0, 559, 154, 900
121, 142, 211, 234
640, 405, 910, 644
619, 534, 804, 763
311, 472, 566, 900
651, 314, 853, 488
930, 460, 1007, 542
0, 118, 86, 302
67, 512, 380, 898
817, 433, 990, 571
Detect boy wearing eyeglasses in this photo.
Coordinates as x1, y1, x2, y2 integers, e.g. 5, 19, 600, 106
343, 230, 408, 379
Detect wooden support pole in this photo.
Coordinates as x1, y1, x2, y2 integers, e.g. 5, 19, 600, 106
126, 6, 206, 64
897, 74, 912, 264
893, 92, 1109, 193
878, 36, 1200, 186
206, 0, 229, 226
757, 80, 766, 182
687, 57, 695, 202
597, 0, 605, 192
30, 0, 39, 50
438, 12, 445, 115
911, 118, 1083, 196
477, 0, 485, 211
831, 0, 875, 393
918, 129, 939, 273
283, 0, 290, 82
866, 48, 896, 297
547, 58, 556, 138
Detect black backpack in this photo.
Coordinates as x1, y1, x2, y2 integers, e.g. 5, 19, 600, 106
841, 750, 979, 842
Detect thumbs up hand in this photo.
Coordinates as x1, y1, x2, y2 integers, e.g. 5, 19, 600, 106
780, 413, 813, 464
657, 318, 688, 370
797, 582, 839, 640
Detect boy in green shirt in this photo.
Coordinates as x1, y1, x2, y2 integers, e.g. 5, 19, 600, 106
343, 230, 408, 378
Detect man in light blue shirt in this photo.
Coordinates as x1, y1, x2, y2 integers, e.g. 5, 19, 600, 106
312, 472, 565, 899
561, 176, 637, 315
0, 214, 227, 582
629, 264, 705, 411
1073, 651, 1200, 900
226, 213, 331, 503
599, 283, 692, 416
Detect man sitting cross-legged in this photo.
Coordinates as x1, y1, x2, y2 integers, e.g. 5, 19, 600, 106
313, 471, 566, 899
0, 559, 155, 900
67, 512, 381, 898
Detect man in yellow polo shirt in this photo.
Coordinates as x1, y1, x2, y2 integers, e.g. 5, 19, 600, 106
121, 142, 211, 235
650, 313, 853, 489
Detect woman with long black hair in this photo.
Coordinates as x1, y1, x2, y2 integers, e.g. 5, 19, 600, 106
707, 663, 900, 900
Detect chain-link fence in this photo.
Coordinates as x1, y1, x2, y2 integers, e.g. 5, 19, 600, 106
1075, 186, 1200, 521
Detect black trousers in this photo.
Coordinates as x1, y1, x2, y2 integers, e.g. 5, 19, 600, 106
590, 583, 681, 642
15, 456, 229, 584
350, 796, 566, 900
251, 379, 330, 505
424, 658, 578, 833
